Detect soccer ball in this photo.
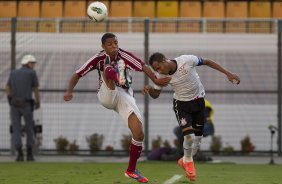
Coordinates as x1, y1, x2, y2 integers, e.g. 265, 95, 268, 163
87, 1, 108, 22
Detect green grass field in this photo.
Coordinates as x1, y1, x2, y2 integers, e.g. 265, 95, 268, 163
0, 161, 281, 184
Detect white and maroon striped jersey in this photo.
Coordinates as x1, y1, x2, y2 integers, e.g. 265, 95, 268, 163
76, 48, 145, 89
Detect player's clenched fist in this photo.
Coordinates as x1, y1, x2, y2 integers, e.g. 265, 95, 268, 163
227, 72, 240, 85
64, 92, 73, 101
142, 85, 152, 95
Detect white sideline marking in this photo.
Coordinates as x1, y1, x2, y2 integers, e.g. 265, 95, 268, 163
163, 174, 183, 184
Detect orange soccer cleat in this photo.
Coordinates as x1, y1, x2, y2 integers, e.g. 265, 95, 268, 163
178, 158, 196, 182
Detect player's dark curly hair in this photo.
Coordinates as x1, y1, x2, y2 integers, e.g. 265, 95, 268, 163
149, 52, 166, 66
101, 32, 116, 44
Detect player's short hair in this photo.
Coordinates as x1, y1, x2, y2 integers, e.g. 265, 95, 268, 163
101, 32, 116, 44
149, 52, 166, 66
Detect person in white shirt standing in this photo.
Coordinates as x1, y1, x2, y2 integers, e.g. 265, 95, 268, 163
143, 52, 240, 182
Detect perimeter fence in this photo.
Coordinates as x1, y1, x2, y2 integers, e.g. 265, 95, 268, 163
0, 17, 281, 156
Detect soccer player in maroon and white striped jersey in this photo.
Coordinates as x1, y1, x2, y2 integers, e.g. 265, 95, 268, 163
64, 33, 170, 183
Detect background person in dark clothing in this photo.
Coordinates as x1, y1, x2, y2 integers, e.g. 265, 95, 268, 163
5, 55, 40, 161
202, 99, 215, 138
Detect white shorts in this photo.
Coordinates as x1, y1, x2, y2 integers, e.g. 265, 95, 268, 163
97, 78, 143, 126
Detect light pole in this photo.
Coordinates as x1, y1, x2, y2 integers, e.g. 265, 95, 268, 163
269, 125, 278, 165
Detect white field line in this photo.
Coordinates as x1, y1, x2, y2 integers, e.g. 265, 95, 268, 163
163, 174, 183, 184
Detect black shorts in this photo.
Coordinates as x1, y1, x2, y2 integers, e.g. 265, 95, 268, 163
173, 98, 205, 136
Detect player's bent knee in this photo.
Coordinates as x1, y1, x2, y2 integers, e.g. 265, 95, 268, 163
102, 75, 116, 90
133, 132, 144, 142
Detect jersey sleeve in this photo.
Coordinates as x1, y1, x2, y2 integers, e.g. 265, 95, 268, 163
32, 71, 39, 87
181, 55, 203, 67
75, 53, 103, 77
119, 48, 145, 72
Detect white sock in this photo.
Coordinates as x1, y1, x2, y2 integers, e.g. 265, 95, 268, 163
192, 136, 203, 156
183, 134, 195, 163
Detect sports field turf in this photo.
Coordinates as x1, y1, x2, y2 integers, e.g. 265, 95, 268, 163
0, 161, 281, 184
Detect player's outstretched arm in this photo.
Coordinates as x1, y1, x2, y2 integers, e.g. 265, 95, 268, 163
33, 87, 40, 109
142, 64, 171, 86
5, 85, 11, 97
142, 85, 161, 99
64, 73, 80, 101
203, 59, 240, 85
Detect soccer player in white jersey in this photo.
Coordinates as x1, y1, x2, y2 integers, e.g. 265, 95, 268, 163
143, 52, 240, 182
64, 33, 170, 183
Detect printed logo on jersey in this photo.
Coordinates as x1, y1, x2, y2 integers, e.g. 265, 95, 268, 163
180, 118, 187, 126
178, 64, 188, 75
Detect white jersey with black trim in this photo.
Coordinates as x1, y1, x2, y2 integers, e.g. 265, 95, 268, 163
154, 55, 205, 101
